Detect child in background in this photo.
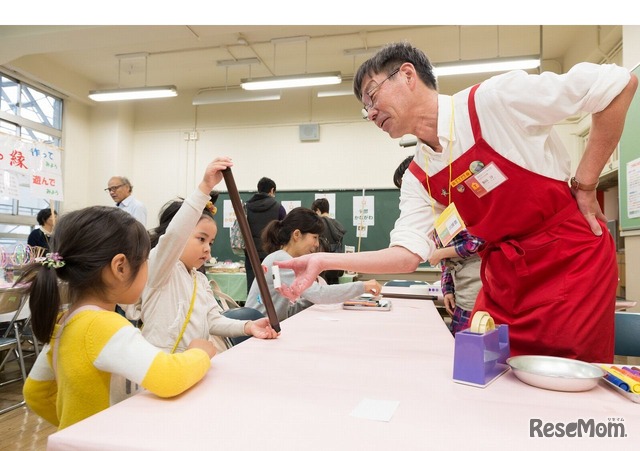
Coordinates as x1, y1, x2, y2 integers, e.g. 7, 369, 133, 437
429, 230, 484, 335
310, 198, 346, 285
245, 207, 381, 322
139, 157, 278, 353
19, 206, 216, 430
394, 155, 483, 335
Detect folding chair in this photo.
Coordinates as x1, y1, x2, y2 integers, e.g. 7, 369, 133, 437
0, 288, 29, 414
614, 311, 640, 357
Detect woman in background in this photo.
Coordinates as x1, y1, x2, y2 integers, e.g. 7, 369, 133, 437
245, 207, 380, 322
27, 208, 56, 252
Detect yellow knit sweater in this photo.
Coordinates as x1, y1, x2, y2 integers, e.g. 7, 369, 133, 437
23, 309, 211, 429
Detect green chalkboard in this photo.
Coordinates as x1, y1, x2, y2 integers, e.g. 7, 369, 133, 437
619, 63, 640, 232
210, 189, 402, 263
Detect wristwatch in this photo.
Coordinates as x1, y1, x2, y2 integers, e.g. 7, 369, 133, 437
569, 176, 599, 191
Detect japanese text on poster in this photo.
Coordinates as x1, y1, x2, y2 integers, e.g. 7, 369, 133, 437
0, 133, 64, 201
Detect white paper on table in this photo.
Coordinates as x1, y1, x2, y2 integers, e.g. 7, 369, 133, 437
350, 398, 400, 422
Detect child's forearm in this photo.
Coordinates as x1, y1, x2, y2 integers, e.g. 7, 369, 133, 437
434, 246, 459, 261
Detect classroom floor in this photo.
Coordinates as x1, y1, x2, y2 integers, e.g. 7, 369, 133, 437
1, 349, 56, 451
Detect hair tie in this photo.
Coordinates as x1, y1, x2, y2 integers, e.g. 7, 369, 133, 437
37, 252, 66, 269
205, 201, 217, 216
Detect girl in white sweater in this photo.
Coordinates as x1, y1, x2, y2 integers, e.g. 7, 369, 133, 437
139, 157, 278, 352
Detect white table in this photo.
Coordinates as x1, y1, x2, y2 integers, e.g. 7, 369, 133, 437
47, 299, 640, 450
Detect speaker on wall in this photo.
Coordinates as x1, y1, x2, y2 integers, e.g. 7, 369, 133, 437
299, 123, 320, 142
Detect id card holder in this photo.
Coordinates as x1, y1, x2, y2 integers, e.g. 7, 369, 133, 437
464, 162, 507, 198
434, 202, 466, 247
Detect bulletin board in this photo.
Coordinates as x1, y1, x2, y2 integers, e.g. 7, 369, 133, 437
619, 62, 640, 232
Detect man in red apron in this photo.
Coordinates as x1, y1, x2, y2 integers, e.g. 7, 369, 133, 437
277, 42, 638, 363
408, 84, 617, 361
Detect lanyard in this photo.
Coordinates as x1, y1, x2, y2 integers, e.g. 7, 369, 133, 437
425, 97, 467, 247
170, 270, 198, 354
424, 96, 455, 216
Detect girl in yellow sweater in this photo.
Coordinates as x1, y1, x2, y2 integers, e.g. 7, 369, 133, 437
19, 205, 216, 430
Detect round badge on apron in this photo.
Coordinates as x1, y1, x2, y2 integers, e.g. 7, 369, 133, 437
469, 160, 485, 174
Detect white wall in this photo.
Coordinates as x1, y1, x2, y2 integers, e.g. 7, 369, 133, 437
130, 120, 407, 225
60, 100, 93, 212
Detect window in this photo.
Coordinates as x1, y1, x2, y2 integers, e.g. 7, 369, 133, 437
0, 71, 63, 259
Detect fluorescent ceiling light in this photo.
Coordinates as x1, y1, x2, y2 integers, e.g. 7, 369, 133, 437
271, 35, 310, 44
343, 47, 382, 56
192, 88, 281, 105
241, 72, 342, 91
316, 81, 353, 98
433, 56, 540, 77
88, 85, 177, 102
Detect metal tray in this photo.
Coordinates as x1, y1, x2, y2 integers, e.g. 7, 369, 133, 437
507, 355, 605, 392
601, 376, 640, 403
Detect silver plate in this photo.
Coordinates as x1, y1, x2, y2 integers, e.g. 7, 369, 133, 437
507, 355, 605, 392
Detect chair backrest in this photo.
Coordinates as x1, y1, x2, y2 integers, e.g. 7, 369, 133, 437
614, 311, 640, 357
0, 289, 29, 415
209, 279, 241, 311
0, 288, 24, 315
0, 289, 28, 339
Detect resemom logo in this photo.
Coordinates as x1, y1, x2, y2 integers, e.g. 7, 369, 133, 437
530, 418, 627, 438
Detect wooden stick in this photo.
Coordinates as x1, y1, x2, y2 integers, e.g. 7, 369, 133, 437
222, 168, 281, 333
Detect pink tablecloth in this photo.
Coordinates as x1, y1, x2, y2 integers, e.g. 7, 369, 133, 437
47, 299, 640, 451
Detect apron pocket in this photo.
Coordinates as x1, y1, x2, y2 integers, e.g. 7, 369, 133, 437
483, 235, 566, 315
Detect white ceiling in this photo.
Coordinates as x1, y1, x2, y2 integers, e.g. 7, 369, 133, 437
0, 25, 620, 100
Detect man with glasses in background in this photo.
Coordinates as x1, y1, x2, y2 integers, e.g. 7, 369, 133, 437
278, 41, 637, 364
106, 176, 147, 227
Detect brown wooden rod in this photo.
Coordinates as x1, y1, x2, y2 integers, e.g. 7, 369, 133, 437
222, 167, 281, 333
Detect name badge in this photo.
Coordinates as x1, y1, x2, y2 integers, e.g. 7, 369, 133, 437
464, 162, 508, 198
434, 202, 466, 247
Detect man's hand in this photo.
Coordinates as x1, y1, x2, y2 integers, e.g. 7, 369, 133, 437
572, 189, 607, 236
275, 254, 323, 300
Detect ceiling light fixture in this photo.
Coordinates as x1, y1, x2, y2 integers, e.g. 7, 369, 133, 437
434, 56, 540, 77
316, 81, 354, 98
343, 47, 382, 56
88, 52, 178, 102
192, 87, 281, 105
89, 85, 177, 102
270, 35, 310, 44
193, 52, 277, 105
241, 72, 342, 91
242, 36, 341, 91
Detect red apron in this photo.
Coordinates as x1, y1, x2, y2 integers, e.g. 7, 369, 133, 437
409, 84, 616, 362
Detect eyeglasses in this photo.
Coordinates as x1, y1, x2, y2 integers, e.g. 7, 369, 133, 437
361, 68, 400, 119
104, 184, 125, 193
